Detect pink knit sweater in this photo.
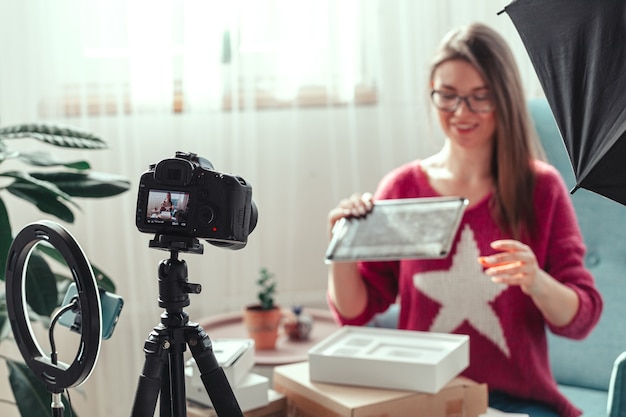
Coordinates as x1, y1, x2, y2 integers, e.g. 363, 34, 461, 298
329, 160, 603, 417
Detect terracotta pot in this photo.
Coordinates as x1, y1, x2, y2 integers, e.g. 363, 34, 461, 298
242, 305, 282, 350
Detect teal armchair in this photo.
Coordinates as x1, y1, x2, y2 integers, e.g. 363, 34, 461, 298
531, 98, 626, 417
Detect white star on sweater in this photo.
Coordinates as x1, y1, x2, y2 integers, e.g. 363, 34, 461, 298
413, 225, 510, 357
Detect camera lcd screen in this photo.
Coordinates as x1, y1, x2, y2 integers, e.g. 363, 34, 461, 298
145, 189, 190, 227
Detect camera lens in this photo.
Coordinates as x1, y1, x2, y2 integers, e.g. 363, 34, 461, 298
248, 201, 258, 234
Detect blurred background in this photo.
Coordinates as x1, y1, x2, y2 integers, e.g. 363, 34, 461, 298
0, 1, 543, 416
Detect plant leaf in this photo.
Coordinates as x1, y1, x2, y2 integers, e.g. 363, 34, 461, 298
7, 359, 78, 417
15, 151, 91, 170
7, 183, 76, 223
0, 150, 19, 163
0, 293, 11, 342
0, 197, 12, 281
7, 360, 50, 416
0, 123, 107, 149
91, 265, 116, 293
30, 171, 131, 198
1, 171, 76, 204
37, 243, 116, 293
24, 250, 59, 317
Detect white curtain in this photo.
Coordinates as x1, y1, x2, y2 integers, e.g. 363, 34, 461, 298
0, 1, 542, 416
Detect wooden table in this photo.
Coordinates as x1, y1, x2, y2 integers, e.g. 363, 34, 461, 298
197, 307, 339, 367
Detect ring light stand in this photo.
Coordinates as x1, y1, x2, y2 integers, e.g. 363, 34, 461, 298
5, 221, 102, 417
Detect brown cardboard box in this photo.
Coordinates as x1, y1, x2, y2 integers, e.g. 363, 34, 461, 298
273, 361, 487, 417
187, 389, 286, 417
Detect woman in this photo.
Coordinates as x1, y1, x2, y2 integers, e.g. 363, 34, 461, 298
327, 23, 602, 417
160, 192, 174, 212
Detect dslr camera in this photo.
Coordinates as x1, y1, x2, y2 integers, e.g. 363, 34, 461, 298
136, 151, 257, 250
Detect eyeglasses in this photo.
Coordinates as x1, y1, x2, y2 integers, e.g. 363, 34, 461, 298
430, 90, 495, 114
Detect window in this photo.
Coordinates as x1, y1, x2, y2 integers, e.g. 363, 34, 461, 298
37, 0, 377, 117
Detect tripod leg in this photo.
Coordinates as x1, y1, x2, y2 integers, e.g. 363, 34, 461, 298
160, 359, 172, 417
187, 324, 244, 417
167, 327, 188, 417
131, 328, 168, 417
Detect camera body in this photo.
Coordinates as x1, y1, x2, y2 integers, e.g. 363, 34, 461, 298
136, 151, 257, 249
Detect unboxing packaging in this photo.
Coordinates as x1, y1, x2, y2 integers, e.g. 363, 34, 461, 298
185, 338, 270, 412
308, 326, 469, 393
273, 362, 487, 417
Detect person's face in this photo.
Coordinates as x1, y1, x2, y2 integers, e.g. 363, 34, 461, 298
430, 59, 496, 150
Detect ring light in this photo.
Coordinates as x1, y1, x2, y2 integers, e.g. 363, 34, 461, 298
5, 220, 102, 392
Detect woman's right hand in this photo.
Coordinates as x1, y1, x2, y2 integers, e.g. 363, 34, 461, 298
327, 192, 374, 239
327, 192, 374, 319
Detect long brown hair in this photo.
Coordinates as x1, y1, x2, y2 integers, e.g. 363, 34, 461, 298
429, 23, 544, 239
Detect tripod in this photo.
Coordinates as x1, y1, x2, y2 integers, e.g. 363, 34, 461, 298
131, 235, 243, 417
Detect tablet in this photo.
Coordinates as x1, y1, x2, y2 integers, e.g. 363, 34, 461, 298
325, 196, 468, 262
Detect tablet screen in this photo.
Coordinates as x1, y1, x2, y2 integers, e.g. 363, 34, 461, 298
325, 196, 468, 262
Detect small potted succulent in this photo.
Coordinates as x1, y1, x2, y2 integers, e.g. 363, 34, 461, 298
283, 305, 313, 341
242, 267, 282, 350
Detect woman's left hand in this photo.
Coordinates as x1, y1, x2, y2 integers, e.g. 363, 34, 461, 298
478, 239, 547, 296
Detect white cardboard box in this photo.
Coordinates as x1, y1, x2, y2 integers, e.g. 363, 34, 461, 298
185, 338, 269, 412
186, 371, 270, 412
308, 326, 469, 393
186, 338, 255, 387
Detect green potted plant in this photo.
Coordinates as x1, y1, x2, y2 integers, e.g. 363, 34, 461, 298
0, 122, 130, 417
242, 267, 282, 350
